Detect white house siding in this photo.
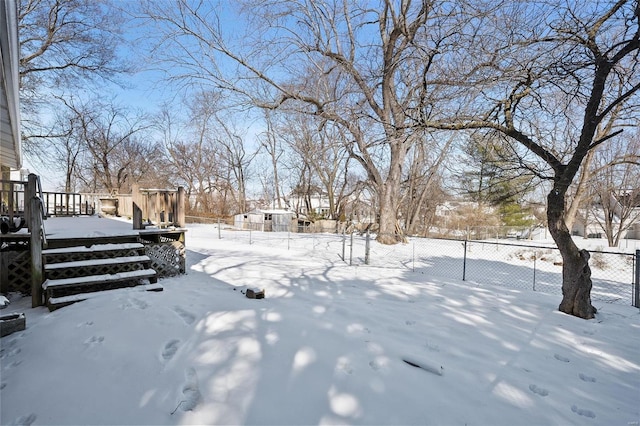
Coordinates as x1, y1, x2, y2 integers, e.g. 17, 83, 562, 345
0, 0, 21, 169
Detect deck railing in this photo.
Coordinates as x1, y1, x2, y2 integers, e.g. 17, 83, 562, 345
1, 178, 95, 225
132, 185, 185, 229
0, 179, 25, 226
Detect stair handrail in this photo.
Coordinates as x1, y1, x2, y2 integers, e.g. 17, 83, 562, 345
33, 195, 48, 249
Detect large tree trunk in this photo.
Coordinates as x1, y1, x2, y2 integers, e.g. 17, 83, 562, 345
376, 143, 407, 244
547, 190, 597, 319
377, 183, 399, 244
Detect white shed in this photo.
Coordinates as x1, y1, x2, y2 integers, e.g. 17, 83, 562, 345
234, 209, 294, 232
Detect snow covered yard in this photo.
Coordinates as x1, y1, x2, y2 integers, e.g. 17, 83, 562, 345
1, 220, 639, 425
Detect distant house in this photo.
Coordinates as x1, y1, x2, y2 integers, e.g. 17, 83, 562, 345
572, 192, 640, 239
234, 209, 294, 232
1, 0, 22, 174
270, 189, 333, 219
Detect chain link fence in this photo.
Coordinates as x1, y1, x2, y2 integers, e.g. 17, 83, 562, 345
193, 219, 639, 308
349, 232, 638, 307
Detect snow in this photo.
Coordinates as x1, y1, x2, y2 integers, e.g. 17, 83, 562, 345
1, 218, 639, 425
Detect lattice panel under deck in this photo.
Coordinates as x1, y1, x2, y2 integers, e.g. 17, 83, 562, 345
1, 249, 32, 294
146, 241, 185, 277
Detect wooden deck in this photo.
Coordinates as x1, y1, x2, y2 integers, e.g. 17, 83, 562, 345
0, 217, 186, 308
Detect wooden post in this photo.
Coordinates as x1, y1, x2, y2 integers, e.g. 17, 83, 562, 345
177, 187, 185, 228
25, 174, 37, 230
132, 185, 143, 229
30, 196, 43, 307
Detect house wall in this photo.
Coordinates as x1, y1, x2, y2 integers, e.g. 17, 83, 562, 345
0, 0, 22, 170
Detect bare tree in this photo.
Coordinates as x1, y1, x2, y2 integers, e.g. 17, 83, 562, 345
258, 111, 286, 210
588, 134, 640, 247
60, 97, 151, 193
18, 0, 130, 151
423, 0, 639, 319
158, 93, 256, 217
214, 117, 256, 214
139, 0, 464, 243
278, 113, 352, 220
402, 131, 453, 235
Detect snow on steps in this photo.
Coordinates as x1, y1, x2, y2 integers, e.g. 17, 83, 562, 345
44, 255, 152, 271
47, 281, 163, 311
42, 269, 158, 289
42, 242, 145, 255
42, 242, 160, 311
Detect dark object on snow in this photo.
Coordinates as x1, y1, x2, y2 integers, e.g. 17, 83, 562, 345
402, 357, 444, 376
244, 288, 265, 299
1, 216, 25, 234
1, 313, 26, 337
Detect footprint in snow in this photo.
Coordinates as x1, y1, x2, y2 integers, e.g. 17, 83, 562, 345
571, 405, 596, 418
405, 320, 416, 326
179, 368, 202, 411
425, 341, 440, 352
173, 307, 196, 325
336, 358, 353, 375
554, 354, 570, 363
0, 340, 20, 359
162, 340, 180, 361
9, 413, 37, 426
579, 373, 596, 383
528, 384, 549, 396
84, 336, 105, 346
131, 298, 149, 310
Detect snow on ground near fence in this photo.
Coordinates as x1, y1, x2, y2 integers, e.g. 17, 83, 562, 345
1, 218, 639, 425
212, 226, 637, 306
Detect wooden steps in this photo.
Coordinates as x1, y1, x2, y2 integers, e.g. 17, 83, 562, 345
42, 242, 160, 311
47, 281, 163, 310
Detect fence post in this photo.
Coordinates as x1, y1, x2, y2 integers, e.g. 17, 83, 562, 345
176, 186, 185, 227
350, 232, 354, 266
25, 174, 37, 230
533, 253, 537, 292
132, 185, 143, 230
342, 229, 346, 261
635, 250, 639, 308
218, 217, 221, 239
365, 229, 370, 265
412, 240, 415, 272
462, 239, 467, 281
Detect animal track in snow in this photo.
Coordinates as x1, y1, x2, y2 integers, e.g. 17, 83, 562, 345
10, 413, 37, 426
0, 340, 21, 359
336, 358, 353, 375
173, 307, 196, 325
405, 320, 416, 326
179, 368, 202, 411
162, 340, 180, 361
84, 336, 105, 346
424, 340, 440, 352
528, 384, 549, 396
130, 298, 149, 310
571, 404, 596, 418
554, 354, 570, 363
579, 373, 596, 383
